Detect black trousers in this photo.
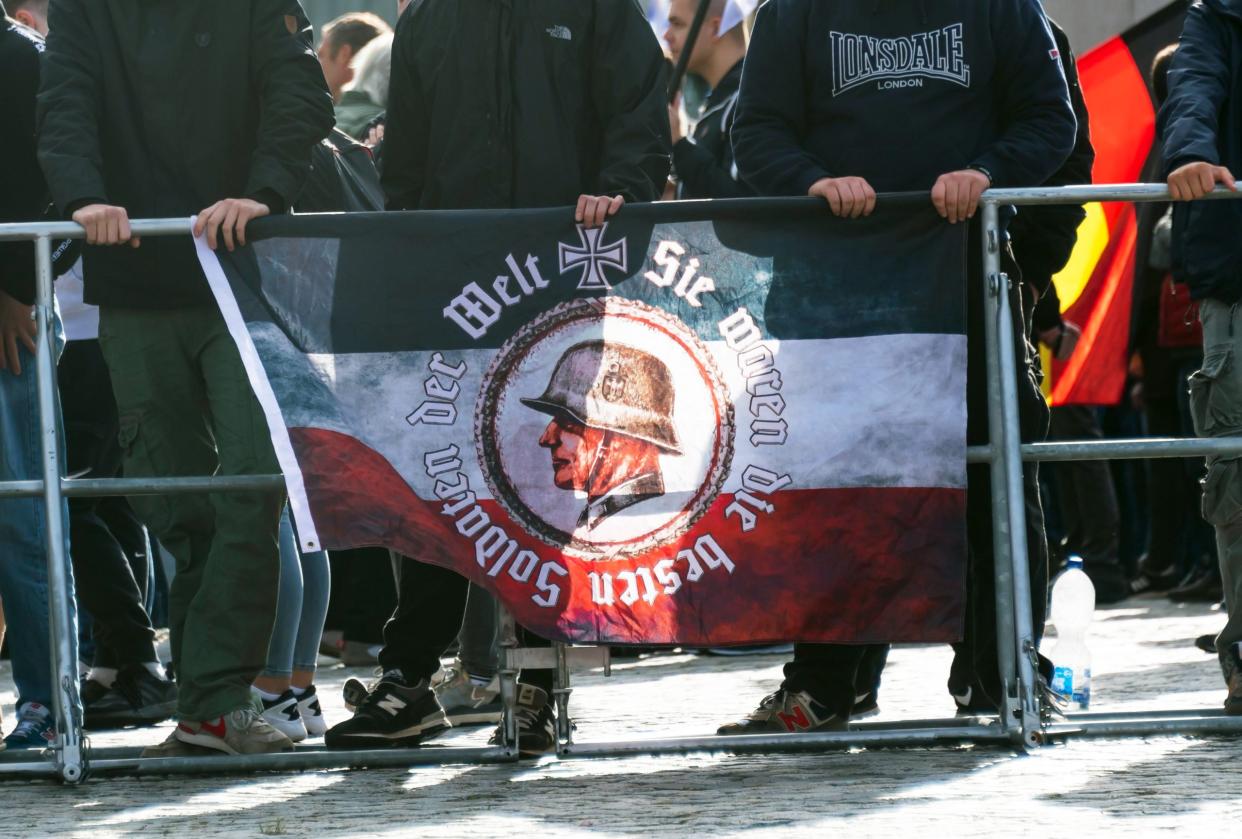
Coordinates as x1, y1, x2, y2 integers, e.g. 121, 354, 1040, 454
60, 340, 159, 667
378, 555, 552, 693
782, 234, 1051, 714
326, 546, 397, 644
1048, 406, 1124, 573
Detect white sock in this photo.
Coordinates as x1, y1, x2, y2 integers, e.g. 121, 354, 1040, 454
290, 685, 309, 698
87, 667, 118, 688
254, 687, 284, 703
142, 661, 167, 681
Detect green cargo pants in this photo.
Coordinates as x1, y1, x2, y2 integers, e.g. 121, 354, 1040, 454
1190, 298, 1242, 682
98, 305, 284, 721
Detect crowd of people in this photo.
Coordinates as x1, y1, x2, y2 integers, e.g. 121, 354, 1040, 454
0, 0, 1239, 759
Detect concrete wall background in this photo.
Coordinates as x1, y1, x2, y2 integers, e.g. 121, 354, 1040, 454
299, 1, 1180, 55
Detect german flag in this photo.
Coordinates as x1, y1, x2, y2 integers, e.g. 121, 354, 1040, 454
1047, 2, 1189, 406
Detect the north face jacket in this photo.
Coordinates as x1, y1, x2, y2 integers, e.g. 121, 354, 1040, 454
383, 0, 670, 210
1159, 0, 1242, 302
733, 0, 1076, 196
37, 0, 334, 309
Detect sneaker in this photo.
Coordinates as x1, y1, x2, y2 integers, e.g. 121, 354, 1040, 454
488, 683, 556, 757
296, 686, 328, 737
141, 729, 221, 759
1227, 672, 1242, 716
717, 690, 847, 735
3, 703, 57, 750
253, 688, 308, 743
174, 707, 295, 755
324, 674, 449, 750
435, 666, 503, 726
98, 664, 178, 728
850, 691, 880, 720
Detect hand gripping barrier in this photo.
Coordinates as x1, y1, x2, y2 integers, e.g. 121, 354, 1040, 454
1, 185, 1240, 783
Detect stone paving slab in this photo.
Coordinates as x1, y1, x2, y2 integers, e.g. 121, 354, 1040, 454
2, 593, 1241, 838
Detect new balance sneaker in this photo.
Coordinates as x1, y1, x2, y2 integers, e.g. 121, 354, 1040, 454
296, 686, 328, 737
141, 729, 221, 759
3, 703, 57, 750
324, 673, 450, 750
342, 676, 375, 713
435, 666, 503, 726
716, 690, 847, 735
84, 666, 178, 730
850, 691, 880, 720
488, 683, 556, 757
174, 707, 295, 755
253, 688, 308, 743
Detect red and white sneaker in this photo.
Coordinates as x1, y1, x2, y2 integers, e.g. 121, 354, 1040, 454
716, 689, 848, 735
174, 707, 294, 755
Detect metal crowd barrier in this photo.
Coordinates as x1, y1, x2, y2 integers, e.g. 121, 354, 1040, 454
1, 184, 1240, 784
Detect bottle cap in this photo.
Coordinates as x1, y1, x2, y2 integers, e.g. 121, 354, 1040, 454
1067, 556, 1084, 569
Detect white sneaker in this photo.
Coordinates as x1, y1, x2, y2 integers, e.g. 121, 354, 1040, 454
251, 688, 308, 743
295, 685, 328, 738
174, 707, 295, 755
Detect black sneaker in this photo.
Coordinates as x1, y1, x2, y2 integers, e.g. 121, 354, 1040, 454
85, 666, 177, 729
488, 683, 556, 757
324, 673, 450, 750
850, 691, 880, 719
717, 689, 847, 735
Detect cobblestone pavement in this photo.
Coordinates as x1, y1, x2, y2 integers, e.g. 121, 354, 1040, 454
2, 594, 1241, 838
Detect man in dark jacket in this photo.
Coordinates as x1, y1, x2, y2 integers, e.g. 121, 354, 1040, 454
721, 0, 1075, 734
37, 0, 335, 755
1160, 0, 1242, 715
664, 0, 752, 200
327, 0, 670, 757
0, 0, 79, 750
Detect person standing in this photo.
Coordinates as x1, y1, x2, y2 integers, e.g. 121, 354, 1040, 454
1160, 0, 1242, 715
0, 0, 79, 750
664, 0, 752, 200
37, 0, 335, 755
326, 0, 670, 757
721, 0, 1075, 733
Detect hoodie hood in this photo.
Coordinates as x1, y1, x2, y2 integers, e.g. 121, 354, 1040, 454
1206, 0, 1242, 22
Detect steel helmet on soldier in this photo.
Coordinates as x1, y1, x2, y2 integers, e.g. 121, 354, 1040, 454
521, 340, 683, 455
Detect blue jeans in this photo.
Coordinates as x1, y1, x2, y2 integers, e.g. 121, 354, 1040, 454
261, 506, 330, 678
0, 316, 79, 711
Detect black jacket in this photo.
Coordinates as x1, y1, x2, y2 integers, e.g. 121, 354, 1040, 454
37, 0, 334, 309
0, 12, 45, 305
1159, 0, 1242, 302
733, 0, 1076, 196
383, 0, 670, 211
1010, 19, 1095, 305
673, 60, 752, 200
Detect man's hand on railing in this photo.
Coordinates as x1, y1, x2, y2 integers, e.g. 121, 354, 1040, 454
1168, 161, 1238, 201
194, 198, 272, 252
575, 195, 625, 229
0, 289, 37, 377
71, 204, 141, 248
932, 169, 991, 224
809, 177, 876, 219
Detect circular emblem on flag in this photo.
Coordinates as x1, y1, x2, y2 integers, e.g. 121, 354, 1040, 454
476, 298, 734, 560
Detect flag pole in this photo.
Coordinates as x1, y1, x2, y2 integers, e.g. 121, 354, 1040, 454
667, 0, 713, 104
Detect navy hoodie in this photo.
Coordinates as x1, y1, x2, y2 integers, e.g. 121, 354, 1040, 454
733, 0, 1076, 196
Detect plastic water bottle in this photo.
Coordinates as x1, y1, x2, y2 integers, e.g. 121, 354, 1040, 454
1049, 556, 1095, 710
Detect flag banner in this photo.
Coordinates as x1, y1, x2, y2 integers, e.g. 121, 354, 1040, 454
1048, 1, 1189, 406
197, 200, 968, 646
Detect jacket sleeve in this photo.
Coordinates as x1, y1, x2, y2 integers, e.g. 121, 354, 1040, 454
732, 0, 829, 197
245, 1, 335, 210
1, 33, 46, 302
588, 0, 671, 202
970, 0, 1077, 187
1008, 23, 1095, 293
36, 0, 110, 214
381, 9, 429, 210
1159, 4, 1230, 171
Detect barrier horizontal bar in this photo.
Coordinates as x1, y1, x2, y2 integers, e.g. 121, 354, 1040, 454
0, 218, 195, 242
0, 475, 286, 500
983, 183, 1239, 207
1046, 714, 1242, 739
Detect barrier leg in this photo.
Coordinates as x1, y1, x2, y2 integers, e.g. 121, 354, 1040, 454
497, 606, 519, 756
552, 642, 574, 752
33, 235, 84, 782
980, 204, 1024, 746
991, 241, 1043, 749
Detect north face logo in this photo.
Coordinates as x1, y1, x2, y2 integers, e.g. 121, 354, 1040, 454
546, 25, 572, 41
